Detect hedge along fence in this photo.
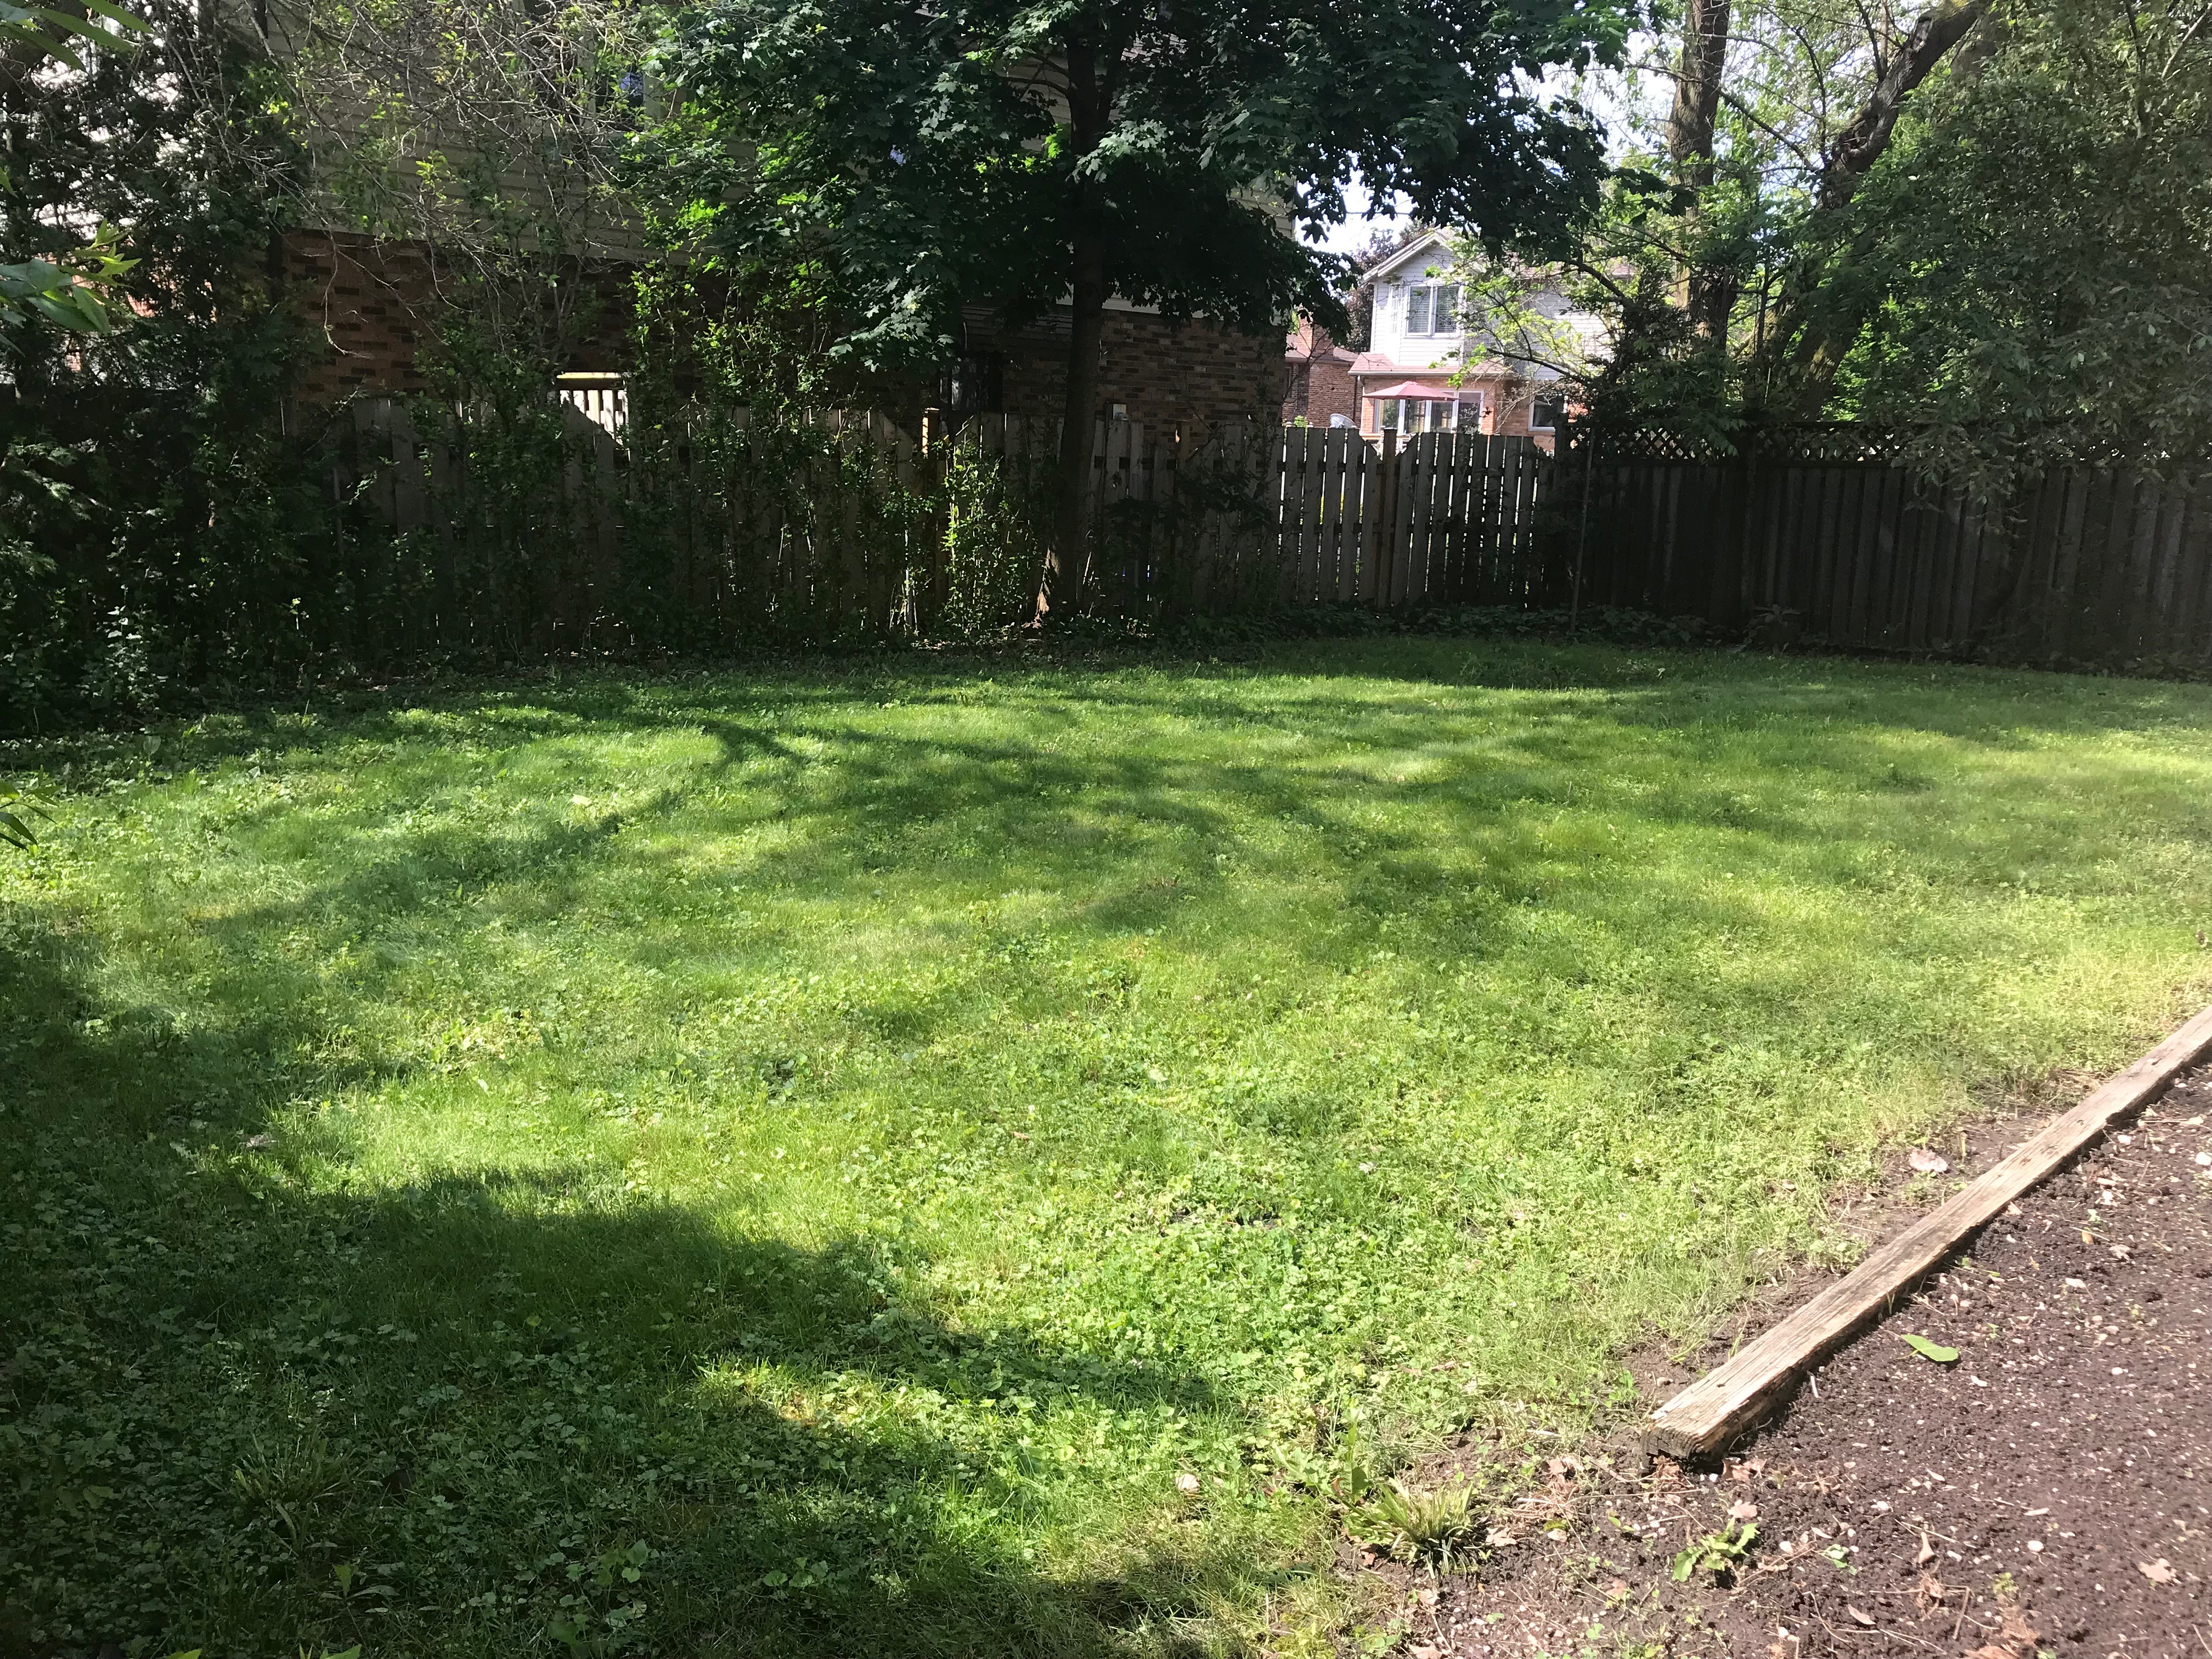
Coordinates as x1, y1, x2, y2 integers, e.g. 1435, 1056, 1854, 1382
16, 386, 2209, 736
0, 381, 1568, 731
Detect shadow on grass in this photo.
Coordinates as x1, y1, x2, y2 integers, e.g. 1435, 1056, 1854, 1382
0, 918, 1257, 1659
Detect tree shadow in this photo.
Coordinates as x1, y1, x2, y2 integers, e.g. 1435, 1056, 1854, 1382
0, 919, 1269, 1659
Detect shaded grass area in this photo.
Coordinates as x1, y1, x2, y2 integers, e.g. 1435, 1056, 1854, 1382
7, 637, 2212, 1657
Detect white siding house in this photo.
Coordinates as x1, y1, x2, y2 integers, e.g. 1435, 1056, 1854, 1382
1339, 230, 1592, 447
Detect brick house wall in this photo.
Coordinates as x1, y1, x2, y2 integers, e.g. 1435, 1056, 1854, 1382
1282, 319, 1358, 427
286, 232, 1277, 432
970, 307, 1283, 435
284, 230, 635, 403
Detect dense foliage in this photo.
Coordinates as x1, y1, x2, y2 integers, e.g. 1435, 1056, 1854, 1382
631, 0, 1633, 592
1472, 0, 2211, 476
0, 0, 318, 728
1825, 0, 2212, 475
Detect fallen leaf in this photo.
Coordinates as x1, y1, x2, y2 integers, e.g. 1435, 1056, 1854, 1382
1408, 1646, 1440, 1659
1175, 1472, 1200, 1493
2081, 1229, 2098, 1245
1415, 1586, 1439, 1608
1845, 1604, 1875, 1627
1966, 1604, 2040, 1659
1915, 1530, 1936, 1567
2109, 1244, 2132, 1261
1908, 1148, 1950, 1173
1730, 1500, 1760, 1521
1486, 1528, 1516, 1548
1900, 1333, 1960, 1363
2139, 1558, 2177, 1584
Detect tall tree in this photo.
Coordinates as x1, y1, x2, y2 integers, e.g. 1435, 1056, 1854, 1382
1811, 0, 2212, 475
635, 0, 1631, 611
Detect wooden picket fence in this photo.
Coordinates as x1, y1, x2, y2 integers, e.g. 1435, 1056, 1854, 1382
954, 415, 1555, 614
325, 399, 1561, 651
1571, 427, 2212, 668
325, 396, 2212, 674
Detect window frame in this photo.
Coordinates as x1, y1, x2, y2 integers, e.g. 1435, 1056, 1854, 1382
1401, 281, 1461, 338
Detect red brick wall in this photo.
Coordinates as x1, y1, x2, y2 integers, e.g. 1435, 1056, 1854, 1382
1280, 321, 1359, 429
1306, 351, 1358, 431
285, 232, 439, 402
286, 236, 1278, 432
284, 231, 634, 404
981, 308, 1282, 436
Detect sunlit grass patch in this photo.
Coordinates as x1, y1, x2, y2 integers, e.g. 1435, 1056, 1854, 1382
5, 639, 2212, 1655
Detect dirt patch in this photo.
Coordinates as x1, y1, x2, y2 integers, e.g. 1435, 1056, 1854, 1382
1369, 1077, 2212, 1658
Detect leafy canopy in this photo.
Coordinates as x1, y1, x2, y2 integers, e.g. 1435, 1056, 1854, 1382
634, 0, 1634, 369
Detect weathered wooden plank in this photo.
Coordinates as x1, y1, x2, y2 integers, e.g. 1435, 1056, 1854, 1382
2163, 475, 2210, 663
1381, 432, 1412, 605
1293, 425, 1325, 605
1647, 999, 2212, 1461
1408, 433, 1441, 603
1338, 435, 1368, 603
1510, 438, 1541, 603
1319, 426, 1351, 602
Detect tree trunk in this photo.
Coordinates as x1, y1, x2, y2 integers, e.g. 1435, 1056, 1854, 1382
1044, 233, 1107, 616
1745, 0, 1989, 410
1040, 38, 1107, 618
1819, 0, 1988, 209
1668, 0, 1737, 341
1666, 0, 1731, 186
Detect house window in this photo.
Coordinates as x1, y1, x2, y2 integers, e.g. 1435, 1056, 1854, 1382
1376, 398, 1474, 435
1531, 395, 1566, 431
1403, 283, 1460, 337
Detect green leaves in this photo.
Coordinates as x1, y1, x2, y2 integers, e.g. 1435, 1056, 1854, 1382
0, 0, 150, 71
1900, 1333, 1960, 1363
0, 225, 138, 339
0, 788, 52, 851
635, 0, 1628, 372
1672, 1519, 1759, 1581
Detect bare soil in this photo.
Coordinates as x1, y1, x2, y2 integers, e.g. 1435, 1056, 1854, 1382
1368, 1075, 2212, 1659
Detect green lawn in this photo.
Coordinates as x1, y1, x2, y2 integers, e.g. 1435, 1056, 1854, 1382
7, 637, 2212, 1658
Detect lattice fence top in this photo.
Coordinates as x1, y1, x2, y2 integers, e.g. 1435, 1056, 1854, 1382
1564, 422, 1920, 464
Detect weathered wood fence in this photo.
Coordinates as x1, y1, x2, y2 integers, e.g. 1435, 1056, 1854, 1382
326, 400, 1558, 649
1570, 427, 2212, 668
328, 399, 2212, 672
962, 415, 1555, 613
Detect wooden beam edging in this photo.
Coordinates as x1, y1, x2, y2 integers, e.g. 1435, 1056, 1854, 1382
1646, 1000, 2212, 1462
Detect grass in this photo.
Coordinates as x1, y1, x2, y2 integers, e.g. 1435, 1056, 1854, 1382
6, 635, 2212, 1657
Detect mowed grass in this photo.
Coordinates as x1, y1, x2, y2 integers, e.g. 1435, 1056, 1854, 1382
7, 637, 2212, 1657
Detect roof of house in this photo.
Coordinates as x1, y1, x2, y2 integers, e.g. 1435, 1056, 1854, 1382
1362, 228, 1456, 285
